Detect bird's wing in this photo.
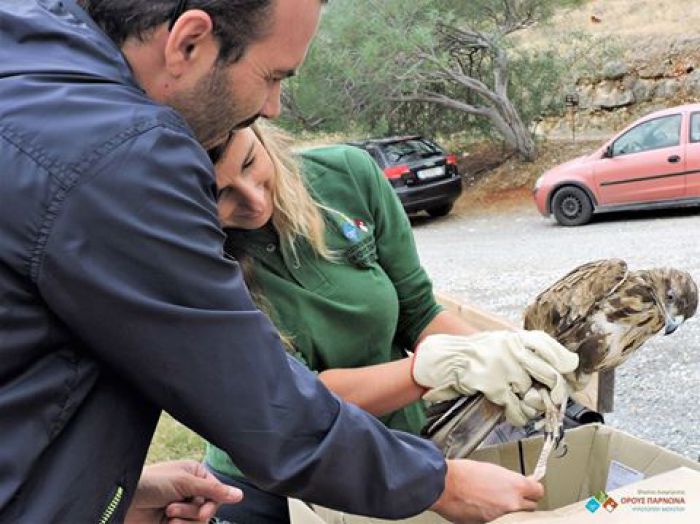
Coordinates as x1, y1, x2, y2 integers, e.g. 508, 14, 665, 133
593, 272, 666, 370
523, 259, 629, 340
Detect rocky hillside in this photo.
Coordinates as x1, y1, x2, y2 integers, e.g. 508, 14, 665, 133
525, 0, 700, 139
540, 37, 700, 139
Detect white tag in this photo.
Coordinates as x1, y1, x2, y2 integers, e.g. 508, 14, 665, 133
606, 460, 645, 491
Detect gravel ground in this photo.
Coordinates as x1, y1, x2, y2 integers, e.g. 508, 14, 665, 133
411, 203, 700, 460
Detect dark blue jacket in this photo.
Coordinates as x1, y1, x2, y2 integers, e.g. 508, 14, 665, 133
0, 1, 446, 521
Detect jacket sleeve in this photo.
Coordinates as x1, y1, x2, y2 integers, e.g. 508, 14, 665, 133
346, 148, 443, 349
36, 126, 445, 518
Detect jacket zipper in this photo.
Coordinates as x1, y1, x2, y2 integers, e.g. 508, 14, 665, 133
98, 485, 124, 524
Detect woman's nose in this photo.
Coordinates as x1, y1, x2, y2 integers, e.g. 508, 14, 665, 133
239, 185, 267, 212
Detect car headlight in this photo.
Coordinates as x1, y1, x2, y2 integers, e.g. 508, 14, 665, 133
534, 175, 545, 191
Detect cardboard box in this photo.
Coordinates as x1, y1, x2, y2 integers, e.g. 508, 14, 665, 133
292, 424, 700, 523
477, 424, 700, 523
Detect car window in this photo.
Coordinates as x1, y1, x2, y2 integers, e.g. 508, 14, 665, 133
382, 139, 441, 164
612, 114, 682, 156
365, 147, 384, 166
690, 113, 700, 143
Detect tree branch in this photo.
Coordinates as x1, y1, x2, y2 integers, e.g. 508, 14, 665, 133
414, 48, 501, 105
389, 91, 492, 117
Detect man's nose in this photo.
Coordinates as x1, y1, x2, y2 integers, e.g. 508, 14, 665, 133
260, 83, 282, 119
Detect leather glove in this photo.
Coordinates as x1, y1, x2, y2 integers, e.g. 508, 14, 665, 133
521, 370, 592, 413
412, 331, 579, 426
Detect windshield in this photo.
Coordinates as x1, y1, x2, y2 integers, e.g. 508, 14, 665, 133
382, 139, 441, 164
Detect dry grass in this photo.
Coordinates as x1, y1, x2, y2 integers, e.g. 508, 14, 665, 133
454, 138, 602, 214
522, 0, 700, 46
146, 413, 205, 465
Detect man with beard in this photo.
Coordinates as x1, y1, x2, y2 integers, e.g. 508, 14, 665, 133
0, 1, 559, 522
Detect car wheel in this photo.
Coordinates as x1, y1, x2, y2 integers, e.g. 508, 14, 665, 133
426, 203, 454, 217
551, 186, 593, 226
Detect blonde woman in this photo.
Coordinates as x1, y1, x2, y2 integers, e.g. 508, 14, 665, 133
204, 123, 577, 523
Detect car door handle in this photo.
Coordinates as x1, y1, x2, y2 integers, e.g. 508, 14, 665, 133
668, 155, 681, 163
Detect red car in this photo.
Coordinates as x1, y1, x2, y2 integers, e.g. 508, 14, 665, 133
534, 104, 700, 225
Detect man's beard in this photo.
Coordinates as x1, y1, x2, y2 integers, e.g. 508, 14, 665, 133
168, 64, 257, 148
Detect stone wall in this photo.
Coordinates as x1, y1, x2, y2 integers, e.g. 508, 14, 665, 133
539, 37, 700, 140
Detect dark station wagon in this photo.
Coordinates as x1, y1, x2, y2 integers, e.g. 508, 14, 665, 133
348, 135, 463, 217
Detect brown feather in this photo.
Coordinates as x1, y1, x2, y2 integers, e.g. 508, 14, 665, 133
523, 259, 628, 336
426, 260, 697, 460
523, 259, 697, 376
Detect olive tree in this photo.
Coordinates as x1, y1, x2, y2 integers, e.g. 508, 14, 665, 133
283, 0, 585, 159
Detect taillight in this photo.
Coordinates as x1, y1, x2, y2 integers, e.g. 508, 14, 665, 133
446, 154, 457, 165
383, 164, 410, 179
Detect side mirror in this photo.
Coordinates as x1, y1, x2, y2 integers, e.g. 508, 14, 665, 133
602, 145, 614, 158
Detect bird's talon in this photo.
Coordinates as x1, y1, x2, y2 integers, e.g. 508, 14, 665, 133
554, 442, 569, 458
553, 425, 566, 448
554, 433, 563, 449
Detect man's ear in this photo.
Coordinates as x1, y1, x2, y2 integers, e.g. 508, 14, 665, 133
164, 9, 219, 77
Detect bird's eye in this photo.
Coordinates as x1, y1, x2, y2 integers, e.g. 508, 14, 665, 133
667, 289, 676, 301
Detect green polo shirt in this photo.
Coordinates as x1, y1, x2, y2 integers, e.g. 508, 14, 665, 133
205, 145, 443, 477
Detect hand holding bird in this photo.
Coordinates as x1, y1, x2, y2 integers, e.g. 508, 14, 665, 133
422, 259, 698, 471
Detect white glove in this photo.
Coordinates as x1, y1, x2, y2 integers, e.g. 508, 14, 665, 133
412, 331, 579, 426
521, 370, 592, 413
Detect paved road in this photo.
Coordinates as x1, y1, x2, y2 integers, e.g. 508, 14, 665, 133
411, 203, 700, 459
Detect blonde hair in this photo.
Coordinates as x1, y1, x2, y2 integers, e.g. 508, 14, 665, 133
250, 121, 331, 261
224, 122, 333, 353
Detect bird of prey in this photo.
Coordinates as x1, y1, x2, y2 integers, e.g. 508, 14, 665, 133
524, 258, 698, 381
424, 259, 698, 467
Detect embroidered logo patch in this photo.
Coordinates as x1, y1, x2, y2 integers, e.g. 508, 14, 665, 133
354, 219, 369, 232
341, 221, 359, 241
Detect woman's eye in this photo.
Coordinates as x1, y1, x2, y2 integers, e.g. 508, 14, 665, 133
216, 187, 231, 201
242, 155, 256, 170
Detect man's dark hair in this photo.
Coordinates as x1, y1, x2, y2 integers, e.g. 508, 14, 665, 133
77, 0, 275, 63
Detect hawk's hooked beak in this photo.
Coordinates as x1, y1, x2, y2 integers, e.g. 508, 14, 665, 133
665, 315, 684, 335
